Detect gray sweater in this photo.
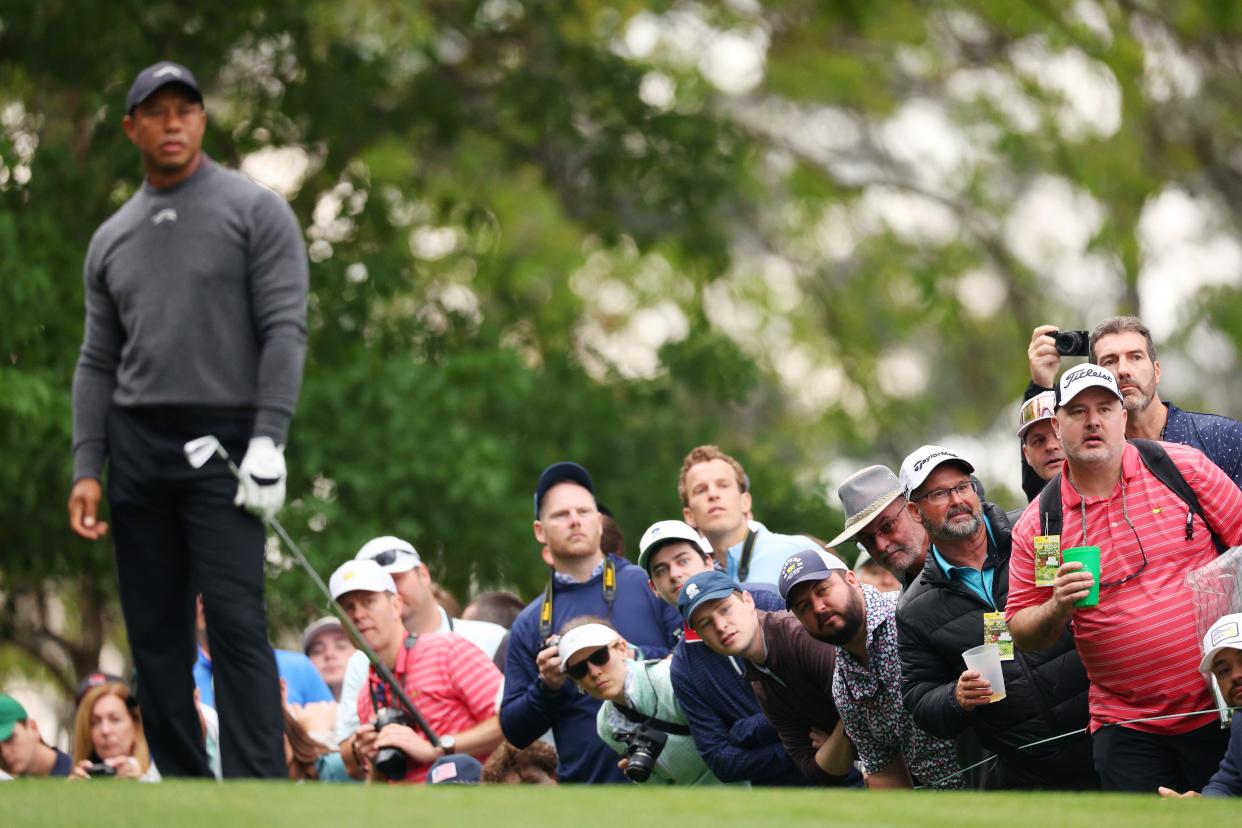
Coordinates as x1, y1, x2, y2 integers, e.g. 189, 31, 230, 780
72, 158, 308, 481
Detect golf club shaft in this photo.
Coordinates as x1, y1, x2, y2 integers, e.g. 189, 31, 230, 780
213, 445, 441, 746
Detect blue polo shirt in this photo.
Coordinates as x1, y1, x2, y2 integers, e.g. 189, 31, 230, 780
930, 516, 998, 609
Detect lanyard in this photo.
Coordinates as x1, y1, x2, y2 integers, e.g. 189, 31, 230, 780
369, 634, 417, 715
538, 557, 617, 641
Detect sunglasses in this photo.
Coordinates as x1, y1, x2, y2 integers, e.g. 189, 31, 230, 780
1020, 393, 1056, 428
367, 548, 417, 568
565, 646, 612, 680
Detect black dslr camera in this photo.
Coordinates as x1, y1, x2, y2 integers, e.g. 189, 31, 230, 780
617, 722, 668, 783
1054, 329, 1090, 357
372, 707, 410, 781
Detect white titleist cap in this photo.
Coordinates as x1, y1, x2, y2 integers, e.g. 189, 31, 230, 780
899, 445, 975, 496
1056, 365, 1123, 409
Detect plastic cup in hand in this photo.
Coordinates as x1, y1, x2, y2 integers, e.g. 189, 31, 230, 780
1062, 546, 1101, 608
962, 643, 1007, 703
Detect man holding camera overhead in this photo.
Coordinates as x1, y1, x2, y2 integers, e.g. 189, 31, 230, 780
329, 559, 502, 783
1020, 317, 1242, 499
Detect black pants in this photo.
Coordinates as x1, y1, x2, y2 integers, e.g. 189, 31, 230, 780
107, 406, 284, 779
1092, 720, 1229, 793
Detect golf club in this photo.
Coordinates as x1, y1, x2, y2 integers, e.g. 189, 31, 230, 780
183, 435, 440, 746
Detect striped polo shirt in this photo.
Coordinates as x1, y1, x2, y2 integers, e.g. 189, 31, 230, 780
1007, 441, 1242, 735
358, 631, 502, 782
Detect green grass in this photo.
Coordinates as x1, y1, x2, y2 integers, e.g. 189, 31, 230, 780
0, 781, 1231, 828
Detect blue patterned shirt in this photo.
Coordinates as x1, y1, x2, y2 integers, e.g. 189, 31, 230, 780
1163, 402, 1242, 488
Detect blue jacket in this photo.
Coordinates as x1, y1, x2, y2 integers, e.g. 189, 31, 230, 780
670, 586, 806, 786
499, 558, 681, 783
1203, 712, 1241, 797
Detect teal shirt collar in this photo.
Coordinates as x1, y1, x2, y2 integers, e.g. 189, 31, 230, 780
930, 515, 997, 609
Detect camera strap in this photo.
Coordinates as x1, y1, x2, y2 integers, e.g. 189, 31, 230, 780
368, 634, 419, 715
613, 703, 692, 736
539, 557, 617, 641
736, 529, 758, 582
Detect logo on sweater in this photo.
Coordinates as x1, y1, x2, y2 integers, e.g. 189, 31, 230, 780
152, 208, 178, 225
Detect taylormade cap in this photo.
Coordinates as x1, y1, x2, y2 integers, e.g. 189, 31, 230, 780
899, 445, 975, 496
0, 695, 28, 741
302, 616, 346, 654
558, 623, 621, 670
1018, 391, 1057, 438
329, 559, 397, 601
777, 548, 849, 608
678, 570, 742, 624
126, 61, 203, 111
637, 519, 710, 573
1056, 365, 1124, 409
355, 535, 422, 574
1199, 612, 1242, 674
534, 462, 595, 518
827, 465, 904, 548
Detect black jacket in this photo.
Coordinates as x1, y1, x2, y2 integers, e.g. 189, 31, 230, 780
896, 502, 1095, 789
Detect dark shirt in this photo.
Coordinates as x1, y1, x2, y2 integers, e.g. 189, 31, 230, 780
51, 747, 73, 777
744, 610, 848, 785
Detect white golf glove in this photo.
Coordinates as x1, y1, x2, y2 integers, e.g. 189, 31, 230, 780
234, 436, 286, 522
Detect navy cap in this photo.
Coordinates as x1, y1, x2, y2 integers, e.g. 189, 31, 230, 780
74, 671, 126, 706
126, 61, 203, 111
427, 753, 482, 784
777, 549, 848, 609
678, 570, 741, 624
533, 461, 594, 518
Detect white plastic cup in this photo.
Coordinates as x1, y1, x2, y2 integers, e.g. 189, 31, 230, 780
962, 643, 1007, 703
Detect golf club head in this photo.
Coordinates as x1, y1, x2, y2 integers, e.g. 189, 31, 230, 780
184, 435, 224, 469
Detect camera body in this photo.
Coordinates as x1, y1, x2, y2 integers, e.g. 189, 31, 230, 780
1054, 329, 1090, 357
617, 722, 668, 783
372, 707, 410, 781
84, 761, 117, 777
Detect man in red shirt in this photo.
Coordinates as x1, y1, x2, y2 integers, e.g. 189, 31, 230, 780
1007, 366, 1242, 793
331, 559, 503, 783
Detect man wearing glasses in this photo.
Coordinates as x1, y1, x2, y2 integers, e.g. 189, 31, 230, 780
829, 465, 930, 589
1007, 368, 1242, 793
895, 445, 1095, 789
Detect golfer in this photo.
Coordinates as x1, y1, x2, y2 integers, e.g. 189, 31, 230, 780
68, 61, 308, 778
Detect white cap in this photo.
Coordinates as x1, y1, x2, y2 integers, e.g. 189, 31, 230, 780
1199, 612, 1242, 674
355, 535, 422, 574
637, 519, 710, 571
558, 623, 620, 672
329, 559, 397, 601
899, 445, 975, 496
1056, 365, 1124, 409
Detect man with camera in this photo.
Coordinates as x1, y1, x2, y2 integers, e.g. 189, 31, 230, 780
1007, 368, 1242, 793
896, 445, 1096, 789
679, 569, 861, 786
640, 520, 806, 786
1020, 318, 1242, 499
558, 617, 723, 785
330, 559, 503, 783
499, 463, 681, 784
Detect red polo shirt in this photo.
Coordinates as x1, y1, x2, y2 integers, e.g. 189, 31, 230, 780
358, 632, 501, 783
1007, 441, 1242, 734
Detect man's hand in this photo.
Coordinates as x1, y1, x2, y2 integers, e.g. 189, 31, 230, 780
955, 669, 994, 710
1028, 324, 1062, 389
352, 722, 380, 764
68, 478, 109, 540
1050, 561, 1094, 615
1157, 786, 1201, 799
233, 436, 286, 521
536, 639, 567, 691
375, 722, 440, 764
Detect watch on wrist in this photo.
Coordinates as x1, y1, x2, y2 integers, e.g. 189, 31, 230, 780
439, 734, 456, 755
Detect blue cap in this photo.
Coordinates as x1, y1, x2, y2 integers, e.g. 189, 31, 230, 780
678, 570, 741, 623
533, 461, 594, 518
777, 549, 848, 609
427, 753, 482, 784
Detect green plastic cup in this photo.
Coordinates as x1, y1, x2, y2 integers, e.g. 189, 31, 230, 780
1063, 546, 1100, 608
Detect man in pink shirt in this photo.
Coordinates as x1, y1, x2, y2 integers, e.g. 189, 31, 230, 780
330, 559, 503, 783
1007, 366, 1242, 793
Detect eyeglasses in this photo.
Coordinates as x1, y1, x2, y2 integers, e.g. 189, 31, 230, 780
913, 480, 973, 505
366, 549, 417, 568
565, 646, 612, 680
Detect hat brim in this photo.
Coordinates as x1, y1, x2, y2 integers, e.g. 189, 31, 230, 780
638, 535, 704, 572
826, 489, 902, 548
782, 572, 834, 610
1199, 641, 1242, 674
684, 586, 739, 623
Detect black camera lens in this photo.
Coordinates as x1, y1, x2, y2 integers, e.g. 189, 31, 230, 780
620, 722, 668, 783
1054, 330, 1090, 357
372, 707, 410, 781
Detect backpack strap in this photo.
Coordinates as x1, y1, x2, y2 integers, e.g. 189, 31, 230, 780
1038, 471, 1063, 539
1130, 439, 1227, 554
737, 529, 758, 582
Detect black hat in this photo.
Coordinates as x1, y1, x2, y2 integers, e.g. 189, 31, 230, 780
533, 462, 594, 518
126, 61, 203, 112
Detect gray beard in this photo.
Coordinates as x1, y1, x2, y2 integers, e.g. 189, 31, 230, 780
929, 511, 981, 541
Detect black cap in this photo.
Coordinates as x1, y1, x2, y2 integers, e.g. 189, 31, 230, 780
534, 462, 594, 517
126, 61, 203, 112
